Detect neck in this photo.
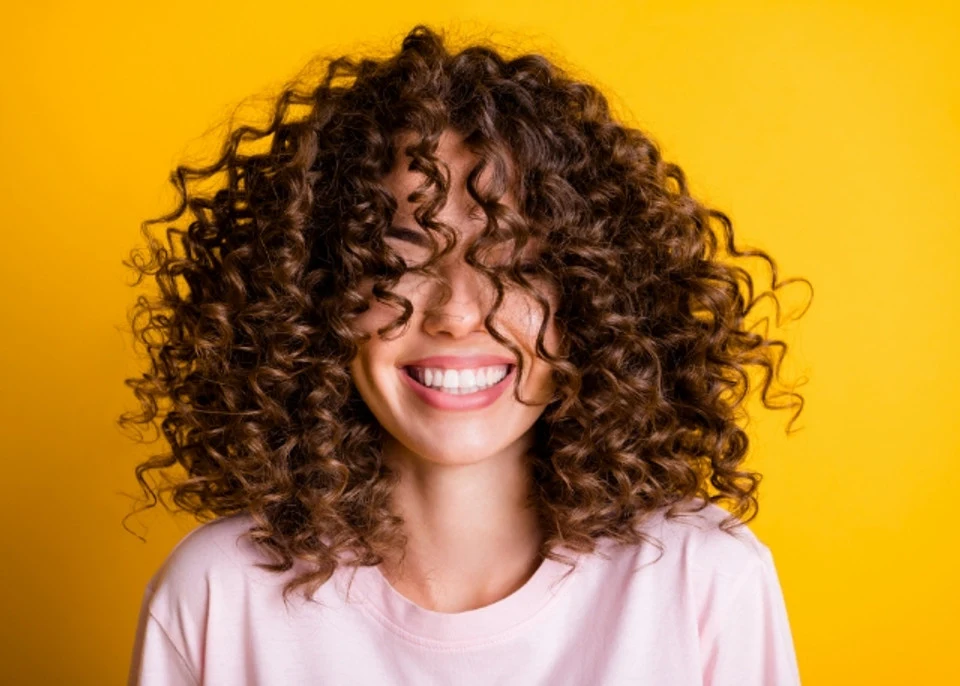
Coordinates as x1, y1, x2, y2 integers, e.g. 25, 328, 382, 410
377, 435, 544, 613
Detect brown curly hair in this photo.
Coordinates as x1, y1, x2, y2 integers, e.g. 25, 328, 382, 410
119, 23, 812, 606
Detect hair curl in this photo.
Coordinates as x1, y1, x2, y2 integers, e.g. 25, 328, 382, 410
119, 24, 813, 606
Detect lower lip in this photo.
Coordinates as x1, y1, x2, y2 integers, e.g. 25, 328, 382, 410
399, 366, 516, 411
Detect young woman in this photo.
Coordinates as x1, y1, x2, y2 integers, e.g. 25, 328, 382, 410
123, 23, 810, 685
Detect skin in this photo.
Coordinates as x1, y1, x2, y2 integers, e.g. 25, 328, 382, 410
348, 128, 561, 613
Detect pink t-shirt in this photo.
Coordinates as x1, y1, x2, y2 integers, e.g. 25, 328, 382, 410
128, 501, 801, 685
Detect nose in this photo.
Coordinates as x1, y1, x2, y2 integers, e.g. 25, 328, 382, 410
420, 255, 491, 338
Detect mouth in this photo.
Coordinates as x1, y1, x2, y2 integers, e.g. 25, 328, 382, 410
402, 364, 515, 394
399, 363, 517, 411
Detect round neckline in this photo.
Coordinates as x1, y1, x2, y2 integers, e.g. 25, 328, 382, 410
341, 550, 581, 644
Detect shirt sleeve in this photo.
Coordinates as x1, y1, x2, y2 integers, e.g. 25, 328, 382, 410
700, 545, 802, 686
127, 585, 200, 686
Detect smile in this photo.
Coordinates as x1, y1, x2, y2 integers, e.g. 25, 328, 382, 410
404, 364, 511, 394
400, 364, 516, 411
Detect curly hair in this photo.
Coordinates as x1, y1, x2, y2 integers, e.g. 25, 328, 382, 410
119, 23, 812, 606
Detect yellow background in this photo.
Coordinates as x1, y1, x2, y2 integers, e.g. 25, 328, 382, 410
1, 1, 956, 683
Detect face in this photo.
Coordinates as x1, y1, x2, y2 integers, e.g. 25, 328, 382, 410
348, 129, 561, 468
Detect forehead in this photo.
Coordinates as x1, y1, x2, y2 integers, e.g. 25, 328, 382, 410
385, 129, 520, 217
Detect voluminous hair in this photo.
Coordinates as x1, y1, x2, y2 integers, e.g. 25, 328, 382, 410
120, 24, 812, 605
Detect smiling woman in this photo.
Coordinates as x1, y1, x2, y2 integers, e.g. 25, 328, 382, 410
345, 127, 564, 610
122, 23, 810, 686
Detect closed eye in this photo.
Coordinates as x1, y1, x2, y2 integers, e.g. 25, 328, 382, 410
385, 225, 430, 247
386, 226, 542, 273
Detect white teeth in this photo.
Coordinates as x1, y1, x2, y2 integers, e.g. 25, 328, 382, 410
459, 369, 476, 388
442, 369, 458, 389
408, 365, 510, 394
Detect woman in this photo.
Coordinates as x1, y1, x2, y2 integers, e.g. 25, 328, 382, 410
124, 23, 809, 685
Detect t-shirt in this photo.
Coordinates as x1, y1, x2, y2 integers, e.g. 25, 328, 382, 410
127, 500, 801, 685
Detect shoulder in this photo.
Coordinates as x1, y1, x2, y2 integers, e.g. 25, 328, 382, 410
632, 498, 772, 582
143, 513, 261, 612
151, 514, 258, 581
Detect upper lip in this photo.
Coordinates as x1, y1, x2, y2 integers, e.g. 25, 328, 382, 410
400, 354, 516, 369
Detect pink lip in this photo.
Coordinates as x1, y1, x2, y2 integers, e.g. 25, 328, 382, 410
399, 355, 515, 369
399, 365, 516, 411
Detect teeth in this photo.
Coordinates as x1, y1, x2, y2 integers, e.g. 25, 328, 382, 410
408, 365, 510, 394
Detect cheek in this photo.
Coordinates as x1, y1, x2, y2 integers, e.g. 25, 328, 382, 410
353, 277, 409, 332
502, 288, 561, 357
